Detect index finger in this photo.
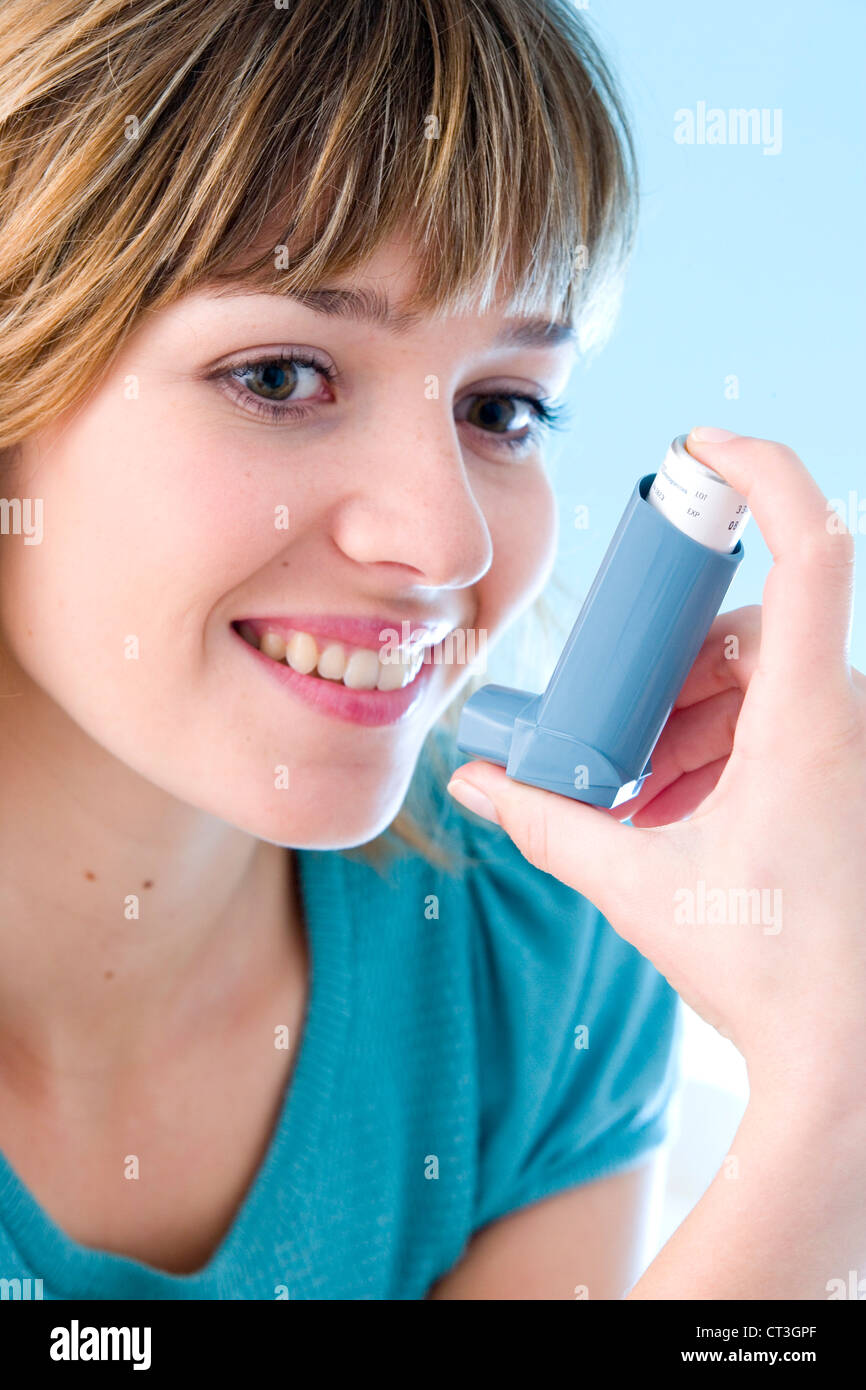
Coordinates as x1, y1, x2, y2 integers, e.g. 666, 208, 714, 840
684, 429, 856, 710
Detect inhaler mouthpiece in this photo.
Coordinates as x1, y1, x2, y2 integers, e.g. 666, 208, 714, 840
455, 433, 751, 808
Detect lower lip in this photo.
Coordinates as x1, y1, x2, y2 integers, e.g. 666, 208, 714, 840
232, 628, 436, 727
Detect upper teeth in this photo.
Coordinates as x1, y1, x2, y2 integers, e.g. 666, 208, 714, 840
238, 624, 426, 691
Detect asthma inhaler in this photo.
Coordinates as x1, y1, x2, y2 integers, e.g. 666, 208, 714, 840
455, 434, 750, 808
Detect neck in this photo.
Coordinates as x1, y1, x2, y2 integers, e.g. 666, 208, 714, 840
0, 664, 299, 1085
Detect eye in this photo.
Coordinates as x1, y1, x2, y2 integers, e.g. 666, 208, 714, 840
207, 351, 572, 449
209, 350, 337, 422
457, 392, 572, 455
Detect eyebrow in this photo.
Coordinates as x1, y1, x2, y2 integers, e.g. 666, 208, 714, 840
207, 283, 576, 348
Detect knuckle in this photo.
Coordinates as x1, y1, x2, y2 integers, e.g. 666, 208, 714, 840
720, 603, 762, 635
798, 698, 865, 776
758, 438, 801, 466
714, 606, 760, 686
518, 804, 551, 875
731, 603, 762, 649
741, 602, 763, 628
802, 524, 856, 570
724, 685, 745, 743
824, 695, 866, 751
745, 437, 802, 469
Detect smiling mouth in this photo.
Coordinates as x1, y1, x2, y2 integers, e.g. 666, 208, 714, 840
232, 620, 428, 691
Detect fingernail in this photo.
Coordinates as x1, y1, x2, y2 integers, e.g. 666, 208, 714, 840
689, 426, 740, 443
446, 778, 500, 825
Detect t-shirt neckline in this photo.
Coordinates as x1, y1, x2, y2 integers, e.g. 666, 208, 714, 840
0, 847, 353, 1298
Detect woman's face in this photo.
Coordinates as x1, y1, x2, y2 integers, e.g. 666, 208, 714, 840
0, 235, 575, 847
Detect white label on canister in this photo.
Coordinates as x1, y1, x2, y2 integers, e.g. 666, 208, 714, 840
647, 435, 750, 552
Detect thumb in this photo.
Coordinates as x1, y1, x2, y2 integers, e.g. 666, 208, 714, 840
446, 759, 656, 924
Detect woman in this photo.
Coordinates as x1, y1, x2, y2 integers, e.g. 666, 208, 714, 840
0, 0, 862, 1301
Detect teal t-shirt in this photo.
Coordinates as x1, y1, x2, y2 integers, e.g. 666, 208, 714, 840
0, 735, 681, 1300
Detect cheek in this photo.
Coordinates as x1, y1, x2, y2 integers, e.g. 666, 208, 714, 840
0, 396, 298, 732
479, 466, 558, 631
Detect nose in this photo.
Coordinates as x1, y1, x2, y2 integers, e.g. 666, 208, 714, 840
328, 410, 494, 589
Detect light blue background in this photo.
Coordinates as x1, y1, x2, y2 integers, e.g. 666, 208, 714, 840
542, 0, 865, 672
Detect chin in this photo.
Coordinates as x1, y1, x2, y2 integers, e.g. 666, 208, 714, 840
250, 805, 403, 852
214, 765, 415, 851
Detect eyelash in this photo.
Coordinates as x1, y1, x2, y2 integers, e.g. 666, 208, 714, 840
211, 350, 572, 455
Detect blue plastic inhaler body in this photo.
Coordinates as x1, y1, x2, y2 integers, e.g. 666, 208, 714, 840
456, 468, 745, 808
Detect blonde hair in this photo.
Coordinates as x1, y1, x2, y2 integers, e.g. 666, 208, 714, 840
0, 0, 637, 869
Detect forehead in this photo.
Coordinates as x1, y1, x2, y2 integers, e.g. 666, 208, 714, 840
190, 212, 577, 352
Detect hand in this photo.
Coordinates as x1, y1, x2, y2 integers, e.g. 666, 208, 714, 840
448, 430, 866, 1116
605, 603, 762, 828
